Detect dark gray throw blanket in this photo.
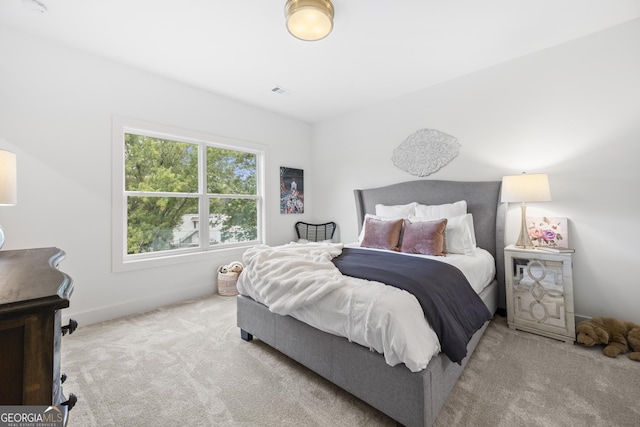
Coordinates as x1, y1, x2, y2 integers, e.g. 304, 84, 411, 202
332, 248, 492, 364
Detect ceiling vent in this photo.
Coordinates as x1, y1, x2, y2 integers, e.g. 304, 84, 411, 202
271, 86, 293, 96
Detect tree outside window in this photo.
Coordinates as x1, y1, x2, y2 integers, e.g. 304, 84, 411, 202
124, 133, 259, 255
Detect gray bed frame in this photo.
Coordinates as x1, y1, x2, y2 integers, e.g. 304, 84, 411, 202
237, 180, 505, 427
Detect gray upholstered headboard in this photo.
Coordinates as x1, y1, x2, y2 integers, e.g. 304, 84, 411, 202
354, 180, 506, 307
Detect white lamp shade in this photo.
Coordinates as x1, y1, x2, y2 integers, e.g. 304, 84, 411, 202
285, 0, 334, 41
0, 150, 17, 206
501, 173, 551, 203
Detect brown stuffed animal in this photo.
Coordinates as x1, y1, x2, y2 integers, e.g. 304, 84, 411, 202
576, 317, 640, 362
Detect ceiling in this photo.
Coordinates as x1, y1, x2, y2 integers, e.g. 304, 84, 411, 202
1, 0, 639, 124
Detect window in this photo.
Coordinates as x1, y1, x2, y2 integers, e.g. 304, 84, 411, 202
112, 117, 265, 271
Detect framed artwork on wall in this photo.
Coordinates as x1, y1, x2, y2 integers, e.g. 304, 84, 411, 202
526, 217, 569, 248
280, 167, 304, 214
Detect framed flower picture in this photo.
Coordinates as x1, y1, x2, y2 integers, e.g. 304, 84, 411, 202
526, 217, 568, 248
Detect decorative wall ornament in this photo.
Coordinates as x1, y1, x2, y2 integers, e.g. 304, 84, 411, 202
391, 129, 461, 177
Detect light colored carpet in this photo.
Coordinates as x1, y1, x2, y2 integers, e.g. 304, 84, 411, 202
62, 295, 639, 427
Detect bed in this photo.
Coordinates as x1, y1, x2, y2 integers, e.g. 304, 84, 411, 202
236, 179, 505, 427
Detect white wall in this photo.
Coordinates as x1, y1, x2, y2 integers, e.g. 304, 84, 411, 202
311, 20, 640, 324
3, 20, 639, 327
0, 26, 313, 325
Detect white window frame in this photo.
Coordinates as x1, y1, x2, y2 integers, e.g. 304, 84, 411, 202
111, 116, 266, 272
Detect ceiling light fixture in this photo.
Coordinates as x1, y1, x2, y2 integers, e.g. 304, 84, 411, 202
22, 0, 48, 14
285, 0, 334, 41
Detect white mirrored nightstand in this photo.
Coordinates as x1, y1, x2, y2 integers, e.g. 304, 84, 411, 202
504, 245, 575, 344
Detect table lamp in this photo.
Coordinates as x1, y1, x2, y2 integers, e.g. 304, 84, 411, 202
501, 173, 551, 248
0, 149, 17, 249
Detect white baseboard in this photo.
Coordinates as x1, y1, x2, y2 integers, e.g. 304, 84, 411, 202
61, 283, 215, 327
575, 314, 590, 325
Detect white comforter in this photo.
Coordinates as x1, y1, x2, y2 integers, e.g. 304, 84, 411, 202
237, 242, 440, 372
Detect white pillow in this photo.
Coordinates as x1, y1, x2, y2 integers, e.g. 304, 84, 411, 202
409, 213, 477, 256
445, 214, 477, 255
414, 200, 467, 220
375, 202, 417, 218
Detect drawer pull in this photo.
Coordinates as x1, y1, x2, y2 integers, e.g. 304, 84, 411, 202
62, 393, 77, 410
62, 319, 78, 336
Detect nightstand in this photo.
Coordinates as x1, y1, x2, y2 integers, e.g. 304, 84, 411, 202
504, 245, 575, 344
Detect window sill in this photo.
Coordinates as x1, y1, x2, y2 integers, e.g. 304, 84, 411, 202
112, 245, 250, 273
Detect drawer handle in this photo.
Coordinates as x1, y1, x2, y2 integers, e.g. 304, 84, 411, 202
62, 393, 77, 411
62, 319, 78, 336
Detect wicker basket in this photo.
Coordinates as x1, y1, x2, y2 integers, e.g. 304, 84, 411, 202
217, 272, 239, 296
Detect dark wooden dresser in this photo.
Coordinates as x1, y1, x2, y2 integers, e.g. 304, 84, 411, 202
0, 247, 77, 417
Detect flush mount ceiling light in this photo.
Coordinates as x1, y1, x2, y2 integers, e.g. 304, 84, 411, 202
285, 0, 334, 41
22, 0, 48, 13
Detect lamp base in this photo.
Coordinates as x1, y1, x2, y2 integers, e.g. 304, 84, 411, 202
515, 202, 533, 249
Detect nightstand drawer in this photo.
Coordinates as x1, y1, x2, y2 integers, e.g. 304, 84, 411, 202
512, 285, 568, 329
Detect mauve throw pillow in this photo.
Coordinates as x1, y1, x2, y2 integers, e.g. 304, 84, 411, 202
361, 217, 403, 251
400, 218, 447, 256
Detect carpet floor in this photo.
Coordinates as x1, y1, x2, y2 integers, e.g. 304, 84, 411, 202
62, 295, 639, 426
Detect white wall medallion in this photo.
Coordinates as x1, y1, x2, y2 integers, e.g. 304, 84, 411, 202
392, 129, 461, 177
